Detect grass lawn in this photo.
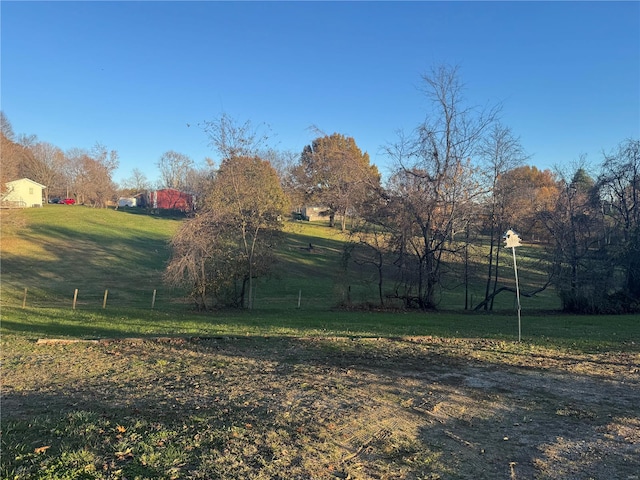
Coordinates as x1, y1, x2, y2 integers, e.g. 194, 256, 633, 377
1, 206, 639, 479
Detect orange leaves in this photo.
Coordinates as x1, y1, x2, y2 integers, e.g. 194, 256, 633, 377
34, 445, 50, 454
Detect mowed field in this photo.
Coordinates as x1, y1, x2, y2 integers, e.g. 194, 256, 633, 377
1, 206, 639, 479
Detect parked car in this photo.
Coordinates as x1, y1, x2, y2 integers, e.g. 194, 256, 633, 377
61, 198, 76, 205
48, 197, 61, 204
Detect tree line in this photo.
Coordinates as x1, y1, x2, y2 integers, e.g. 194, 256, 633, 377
165, 66, 638, 313
2, 65, 637, 313
0, 113, 212, 206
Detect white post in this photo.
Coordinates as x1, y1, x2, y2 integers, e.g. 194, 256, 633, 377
512, 246, 522, 342
505, 229, 523, 342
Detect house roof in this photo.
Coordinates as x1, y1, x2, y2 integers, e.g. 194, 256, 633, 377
6, 178, 47, 188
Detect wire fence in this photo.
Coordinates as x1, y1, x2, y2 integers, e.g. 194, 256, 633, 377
1, 280, 180, 311
0, 280, 336, 313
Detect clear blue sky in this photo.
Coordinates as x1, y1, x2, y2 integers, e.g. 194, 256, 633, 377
2, 1, 639, 185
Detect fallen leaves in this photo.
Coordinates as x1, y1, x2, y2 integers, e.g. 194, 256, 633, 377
115, 448, 134, 461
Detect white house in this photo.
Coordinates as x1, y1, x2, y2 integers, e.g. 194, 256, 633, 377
1, 178, 46, 208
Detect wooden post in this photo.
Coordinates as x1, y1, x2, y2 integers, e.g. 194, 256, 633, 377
151, 289, 157, 309
103, 289, 109, 309
73, 289, 79, 310
22, 287, 28, 309
297, 289, 302, 309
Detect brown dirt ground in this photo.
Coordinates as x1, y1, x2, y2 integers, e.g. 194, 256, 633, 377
2, 335, 639, 479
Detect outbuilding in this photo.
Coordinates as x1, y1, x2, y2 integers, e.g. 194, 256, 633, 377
135, 189, 195, 212
117, 197, 137, 208
1, 178, 46, 208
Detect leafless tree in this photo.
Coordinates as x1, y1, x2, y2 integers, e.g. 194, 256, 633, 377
120, 168, 150, 193
22, 141, 67, 200
0, 113, 22, 190
156, 151, 194, 190
201, 113, 271, 161
66, 143, 119, 207
477, 122, 528, 309
597, 138, 640, 303
382, 65, 498, 309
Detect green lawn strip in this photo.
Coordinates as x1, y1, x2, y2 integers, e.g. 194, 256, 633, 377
1, 306, 638, 353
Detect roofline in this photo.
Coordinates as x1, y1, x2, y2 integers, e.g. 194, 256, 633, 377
5, 178, 47, 188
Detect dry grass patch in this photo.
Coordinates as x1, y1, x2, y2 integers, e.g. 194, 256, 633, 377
2, 334, 639, 479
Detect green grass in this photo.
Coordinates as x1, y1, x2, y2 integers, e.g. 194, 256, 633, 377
2, 207, 639, 479
1, 206, 638, 352
1, 206, 182, 309
1, 305, 638, 353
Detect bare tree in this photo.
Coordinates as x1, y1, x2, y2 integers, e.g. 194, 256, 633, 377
383, 65, 498, 309
66, 143, 119, 207
121, 168, 150, 193
0, 113, 22, 190
165, 211, 230, 310
157, 151, 194, 190
597, 138, 640, 304
477, 122, 528, 310
201, 113, 271, 161
540, 160, 610, 311
22, 141, 66, 200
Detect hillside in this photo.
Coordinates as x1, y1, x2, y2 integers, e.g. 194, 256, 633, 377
0, 205, 560, 312
0, 207, 182, 309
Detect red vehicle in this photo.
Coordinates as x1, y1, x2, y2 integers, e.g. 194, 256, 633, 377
61, 198, 76, 205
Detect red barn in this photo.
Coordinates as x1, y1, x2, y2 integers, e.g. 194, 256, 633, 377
136, 189, 194, 212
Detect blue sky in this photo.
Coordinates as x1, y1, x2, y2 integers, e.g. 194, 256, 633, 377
2, 1, 639, 185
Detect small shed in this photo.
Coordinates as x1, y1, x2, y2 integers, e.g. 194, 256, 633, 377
301, 206, 330, 222
118, 197, 137, 208
1, 178, 46, 208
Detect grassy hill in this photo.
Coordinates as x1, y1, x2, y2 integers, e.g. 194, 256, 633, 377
1, 206, 182, 310
0, 206, 355, 311
0, 205, 555, 311
1, 205, 638, 349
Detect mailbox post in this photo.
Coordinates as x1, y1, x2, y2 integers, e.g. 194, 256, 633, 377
504, 230, 522, 342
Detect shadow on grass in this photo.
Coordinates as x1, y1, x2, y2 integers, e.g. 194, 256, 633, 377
2, 335, 638, 479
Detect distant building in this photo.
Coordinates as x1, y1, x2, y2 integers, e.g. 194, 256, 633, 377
1, 178, 46, 208
135, 189, 195, 212
300, 206, 330, 222
117, 197, 137, 208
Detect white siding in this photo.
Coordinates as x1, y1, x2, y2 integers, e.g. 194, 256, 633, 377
2, 178, 45, 208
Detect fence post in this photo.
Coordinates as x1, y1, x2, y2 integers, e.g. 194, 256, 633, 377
73, 289, 79, 310
103, 289, 109, 309
151, 289, 157, 310
22, 287, 28, 309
